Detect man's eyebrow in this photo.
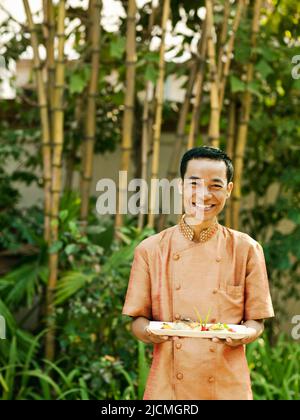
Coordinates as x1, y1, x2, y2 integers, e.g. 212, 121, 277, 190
211, 178, 225, 184
187, 176, 201, 179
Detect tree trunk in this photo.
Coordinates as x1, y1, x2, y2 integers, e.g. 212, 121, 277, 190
148, 0, 170, 229
46, 0, 66, 361
206, 0, 220, 148
232, 0, 262, 230
80, 0, 102, 228
115, 0, 137, 234
23, 0, 52, 243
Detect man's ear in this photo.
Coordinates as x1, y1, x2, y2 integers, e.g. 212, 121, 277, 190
226, 182, 233, 198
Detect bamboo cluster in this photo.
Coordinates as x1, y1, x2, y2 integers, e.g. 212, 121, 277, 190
23, 0, 103, 360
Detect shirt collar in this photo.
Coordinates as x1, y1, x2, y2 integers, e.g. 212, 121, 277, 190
179, 214, 195, 241
178, 214, 219, 242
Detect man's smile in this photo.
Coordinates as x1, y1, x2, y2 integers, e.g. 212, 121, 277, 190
192, 202, 217, 212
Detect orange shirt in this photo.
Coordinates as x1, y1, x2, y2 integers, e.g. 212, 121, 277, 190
122, 223, 274, 400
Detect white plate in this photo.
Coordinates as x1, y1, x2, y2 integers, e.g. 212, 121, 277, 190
148, 322, 255, 340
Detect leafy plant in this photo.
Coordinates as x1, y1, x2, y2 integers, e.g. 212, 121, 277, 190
247, 335, 300, 400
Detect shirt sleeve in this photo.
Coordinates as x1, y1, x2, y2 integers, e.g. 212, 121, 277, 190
122, 244, 152, 319
244, 241, 275, 321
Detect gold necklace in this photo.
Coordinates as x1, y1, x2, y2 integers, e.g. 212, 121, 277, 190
179, 215, 219, 243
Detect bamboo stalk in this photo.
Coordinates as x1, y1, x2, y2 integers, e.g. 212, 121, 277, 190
23, 0, 52, 243
232, 0, 262, 230
217, 0, 230, 81
65, 97, 83, 191
206, 0, 220, 148
225, 97, 236, 227
148, 0, 170, 229
46, 0, 66, 361
43, 0, 55, 132
115, 0, 137, 233
138, 2, 157, 231
157, 60, 197, 231
138, 82, 151, 231
187, 19, 208, 150
219, 0, 245, 113
80, 0, 102, 228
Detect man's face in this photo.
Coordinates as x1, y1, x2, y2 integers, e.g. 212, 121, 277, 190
179, 158, 233, 223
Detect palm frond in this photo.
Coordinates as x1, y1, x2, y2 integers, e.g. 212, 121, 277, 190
54, 271, 94, 306
0, 263, 48, 309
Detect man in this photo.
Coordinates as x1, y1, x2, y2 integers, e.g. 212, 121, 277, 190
122, 146, 274, 400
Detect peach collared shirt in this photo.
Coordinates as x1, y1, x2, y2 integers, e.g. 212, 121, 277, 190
122, 223, 274, 400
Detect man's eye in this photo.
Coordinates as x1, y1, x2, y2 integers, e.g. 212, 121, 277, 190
212, 185, 222, 188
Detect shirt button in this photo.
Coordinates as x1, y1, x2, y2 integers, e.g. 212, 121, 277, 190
209, 347, 215, 353
177, 373, 183, 380
216, 256, 221, 262
174, 314, 181, 320
175, 284, 181, 291
176, 343, 182, 350
212, 288, 218, 295
208, 376, 215, 383
210, 318, 217, 323
173, 253, 180, 261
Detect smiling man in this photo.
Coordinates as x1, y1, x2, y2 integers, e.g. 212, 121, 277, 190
122, 146, 274, 400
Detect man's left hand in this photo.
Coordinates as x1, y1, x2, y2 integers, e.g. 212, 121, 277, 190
211, 320, 264, 347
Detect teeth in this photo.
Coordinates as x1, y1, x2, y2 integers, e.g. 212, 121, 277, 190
192, 203, 215, 209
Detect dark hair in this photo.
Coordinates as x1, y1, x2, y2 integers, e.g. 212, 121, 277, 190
180, 146, 234, 183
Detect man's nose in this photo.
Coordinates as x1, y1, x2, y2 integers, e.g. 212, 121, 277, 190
194, 186, 212, 200
203, 187, 213, 199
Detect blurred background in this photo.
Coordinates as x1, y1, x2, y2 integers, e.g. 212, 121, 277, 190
0, 0, 299, 400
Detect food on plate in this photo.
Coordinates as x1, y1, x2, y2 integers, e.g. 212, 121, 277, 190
160, 308, 236, 333
160, 321, 236, 333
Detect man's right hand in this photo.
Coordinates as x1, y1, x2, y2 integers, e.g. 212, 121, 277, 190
144, 326, 170, 344
131, 316, 179, 344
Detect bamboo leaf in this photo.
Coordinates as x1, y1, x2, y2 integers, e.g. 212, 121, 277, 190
110, 37, 126, 59
230, 75, 245, 93
49, 241, 64, 254
255, 59, 273, 79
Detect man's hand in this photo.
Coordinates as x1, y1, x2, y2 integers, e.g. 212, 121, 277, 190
211, 320, 264, 347
145, 326, 175, 344
131, 316, 179, 344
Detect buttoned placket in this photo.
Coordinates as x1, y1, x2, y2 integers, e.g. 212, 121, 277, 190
171, 227, 224, 399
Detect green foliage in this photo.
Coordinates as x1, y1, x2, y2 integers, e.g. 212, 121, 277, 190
247, 335, 300, 400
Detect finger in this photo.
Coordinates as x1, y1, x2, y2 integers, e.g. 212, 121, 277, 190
225, 339, 243, 347
226, 338, 233, 344
212, 338, 220, 343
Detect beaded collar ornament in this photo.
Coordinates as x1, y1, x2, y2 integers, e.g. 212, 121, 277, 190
179, 214, 219, 243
